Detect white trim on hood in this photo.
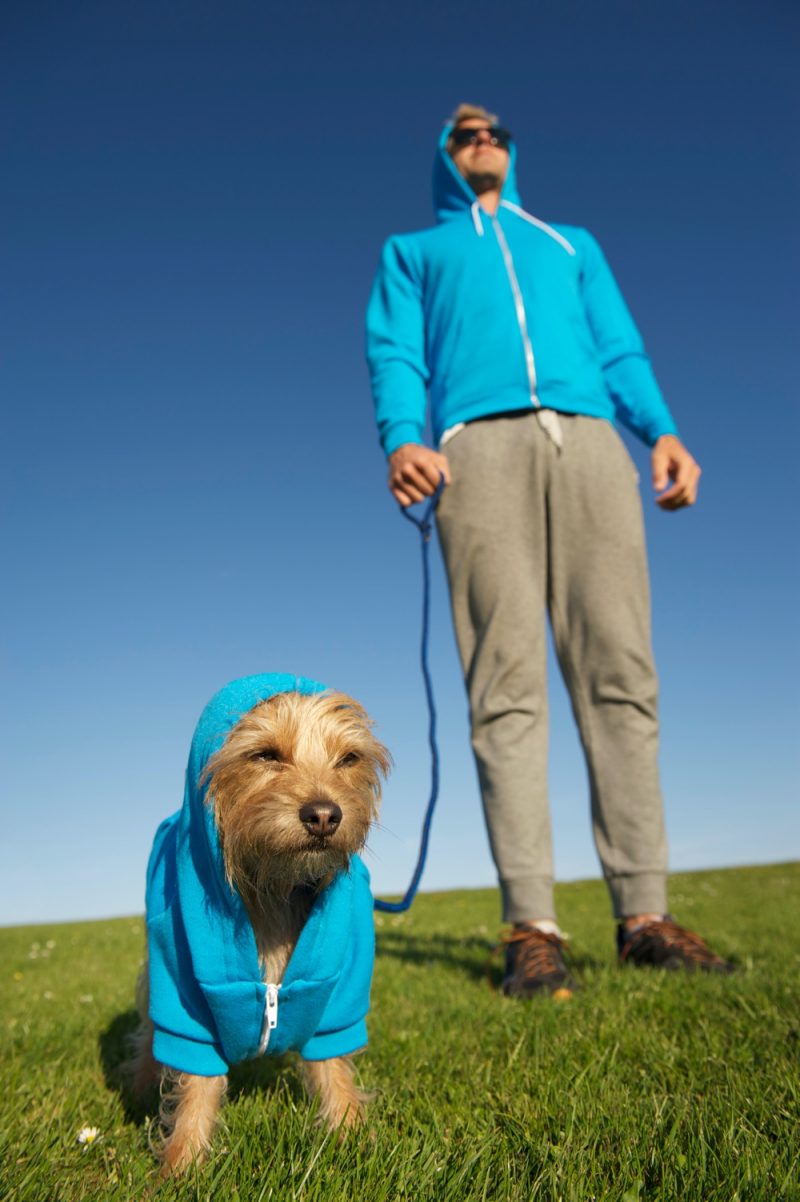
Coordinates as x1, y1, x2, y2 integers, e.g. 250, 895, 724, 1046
500, 202, 576, 255
471, 201, 485, 237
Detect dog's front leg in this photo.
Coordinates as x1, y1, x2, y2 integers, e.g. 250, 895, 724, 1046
157, 1071, 227, 1175
301, 1056, 368, 1130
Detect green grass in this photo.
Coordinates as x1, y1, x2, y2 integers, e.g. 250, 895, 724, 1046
2, 862, 798, 1201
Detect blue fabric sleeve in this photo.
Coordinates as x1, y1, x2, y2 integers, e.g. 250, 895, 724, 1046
152, 1028, 229, 1076
578, 231, 679, 446
365, 237, 430, 457
300, 1018, 368, 1062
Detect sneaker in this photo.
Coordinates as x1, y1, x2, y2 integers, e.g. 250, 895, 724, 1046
502, 926, 578, 998
617, 916, 735, 973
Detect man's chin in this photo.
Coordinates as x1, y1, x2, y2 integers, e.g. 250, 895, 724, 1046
465, 171, 502, 195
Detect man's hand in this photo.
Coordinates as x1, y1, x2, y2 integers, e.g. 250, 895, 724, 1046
651, 434, 701, 510
388, 443, 451, 507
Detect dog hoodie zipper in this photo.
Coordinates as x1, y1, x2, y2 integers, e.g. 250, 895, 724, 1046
258, 983, 281, 1054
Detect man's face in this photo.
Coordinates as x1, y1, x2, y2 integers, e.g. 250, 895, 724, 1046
449, 118, 510, 192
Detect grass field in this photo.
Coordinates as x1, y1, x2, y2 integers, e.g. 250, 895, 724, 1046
2, 862, 798, 1201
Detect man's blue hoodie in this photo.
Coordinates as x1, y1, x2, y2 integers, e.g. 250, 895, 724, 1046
366, 124, 678, 454
145, 673, 376, 1077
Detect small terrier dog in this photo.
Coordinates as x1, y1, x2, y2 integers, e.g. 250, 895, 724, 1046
129, 677, 390, 1174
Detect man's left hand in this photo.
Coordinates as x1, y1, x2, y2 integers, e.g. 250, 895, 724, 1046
651, 435, 702, 510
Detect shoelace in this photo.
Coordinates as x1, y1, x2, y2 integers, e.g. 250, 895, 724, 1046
620, 918, 721, 964
502, 927, 567, 975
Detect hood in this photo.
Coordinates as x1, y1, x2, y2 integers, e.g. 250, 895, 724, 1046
180, 672, 327, 917
433, 121, 521, 222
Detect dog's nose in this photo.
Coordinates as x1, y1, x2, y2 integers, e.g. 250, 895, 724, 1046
299, 801, 342, 838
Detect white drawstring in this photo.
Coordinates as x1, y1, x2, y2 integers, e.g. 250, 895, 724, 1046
500, 201, 576, 256
536, 408, 564, 450
468, 200, 564, 449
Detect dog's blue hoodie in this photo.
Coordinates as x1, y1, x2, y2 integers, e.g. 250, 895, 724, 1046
366, 124, 678, 454
145, 673, 376, 1077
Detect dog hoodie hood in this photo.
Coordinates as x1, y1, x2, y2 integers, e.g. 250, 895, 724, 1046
145, 673, 377, 1077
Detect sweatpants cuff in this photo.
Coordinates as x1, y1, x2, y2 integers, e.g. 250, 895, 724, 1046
606, 872, 667, 920
500, 875, 555, 924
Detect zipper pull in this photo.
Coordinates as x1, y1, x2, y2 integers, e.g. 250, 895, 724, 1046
266, 983, 280, 1030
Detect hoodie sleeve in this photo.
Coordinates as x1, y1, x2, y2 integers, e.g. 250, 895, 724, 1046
577, 230, 679, 447
146, 815, 233, 1076
365, 236, 430, 457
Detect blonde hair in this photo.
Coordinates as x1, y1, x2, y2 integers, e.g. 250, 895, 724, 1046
448, 102, 500, 127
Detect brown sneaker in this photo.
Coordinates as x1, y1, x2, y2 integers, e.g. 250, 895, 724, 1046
502, 926, 578, 998
617, 916, 735, 973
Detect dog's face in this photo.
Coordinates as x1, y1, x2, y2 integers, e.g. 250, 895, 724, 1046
204, 691, 390, 897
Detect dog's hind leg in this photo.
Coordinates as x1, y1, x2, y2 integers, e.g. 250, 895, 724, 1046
157, 1071, 228, 1175
127, 1020, 161, 1097
124, 963, 161, 1097
301, 1056, 369, 1130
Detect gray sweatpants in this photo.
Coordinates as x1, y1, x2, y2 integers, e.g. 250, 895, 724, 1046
435, 412, 668, 922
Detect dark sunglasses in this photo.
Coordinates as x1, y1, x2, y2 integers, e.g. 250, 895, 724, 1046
450, 125, 512, 150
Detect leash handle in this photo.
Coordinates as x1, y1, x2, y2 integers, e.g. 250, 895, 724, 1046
374, 474, 445, 914
398, 473, 446, 540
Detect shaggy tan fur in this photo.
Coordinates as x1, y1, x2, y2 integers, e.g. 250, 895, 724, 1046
128, 690, 389, 1174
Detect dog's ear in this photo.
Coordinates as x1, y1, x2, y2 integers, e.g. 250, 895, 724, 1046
361, 725, 392, 782
323, 691, 392, 783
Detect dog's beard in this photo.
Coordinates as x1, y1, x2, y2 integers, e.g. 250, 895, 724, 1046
465, 169, 502, 195
225, 840, 355, 903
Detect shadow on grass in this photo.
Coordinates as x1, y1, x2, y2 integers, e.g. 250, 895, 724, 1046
99, 1009, 154, 1126
375, 928, 605, 989
376, 928, 494, 980
99, 1009, 304, 1129
228, 1053, 304, 1104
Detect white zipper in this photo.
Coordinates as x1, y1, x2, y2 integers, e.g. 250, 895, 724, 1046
258, 982, 280, 1054
491, 215, 539, 408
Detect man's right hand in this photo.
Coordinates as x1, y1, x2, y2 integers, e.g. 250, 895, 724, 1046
388, 443, 451, 507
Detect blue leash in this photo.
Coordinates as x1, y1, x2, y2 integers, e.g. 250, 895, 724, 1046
374, 475, 445, 913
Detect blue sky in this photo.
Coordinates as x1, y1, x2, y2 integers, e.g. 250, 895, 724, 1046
3, 1, 798, 926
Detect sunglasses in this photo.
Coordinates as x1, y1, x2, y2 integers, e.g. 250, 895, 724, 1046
450, 125, 512, 150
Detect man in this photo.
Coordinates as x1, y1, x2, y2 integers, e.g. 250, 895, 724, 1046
366, 104, 733, 995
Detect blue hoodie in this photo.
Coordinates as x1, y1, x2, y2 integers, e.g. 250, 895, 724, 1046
145, 673, 376, 1077
366, 124, 678, 455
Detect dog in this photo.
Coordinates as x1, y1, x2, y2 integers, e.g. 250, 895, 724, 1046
128, 673, 390, 1174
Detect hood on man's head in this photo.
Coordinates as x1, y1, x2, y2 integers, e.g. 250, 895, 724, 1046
432, 121, 521, 223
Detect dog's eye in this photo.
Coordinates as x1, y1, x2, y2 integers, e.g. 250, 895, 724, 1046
337, 752, 361, 768
252, 748, 281, 763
